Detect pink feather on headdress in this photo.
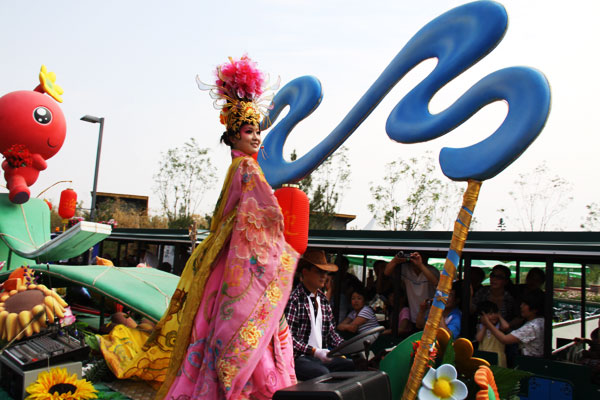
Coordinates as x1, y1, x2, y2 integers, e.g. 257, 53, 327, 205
216, 55, 264, 100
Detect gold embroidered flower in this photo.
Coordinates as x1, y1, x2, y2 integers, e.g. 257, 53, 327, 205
225, 263, 244, 287
239, 321, 262, 349
240, 158, 266, 181
242, 175, 256, 192
280, 251, 296, 273
217, 359, 239, 390
38, 65, 64, 103
266, 285, 282, 306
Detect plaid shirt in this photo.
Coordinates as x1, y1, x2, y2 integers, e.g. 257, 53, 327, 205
285, 283, 343, 358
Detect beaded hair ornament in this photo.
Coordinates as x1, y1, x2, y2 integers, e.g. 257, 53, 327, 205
196, 55, 280, 133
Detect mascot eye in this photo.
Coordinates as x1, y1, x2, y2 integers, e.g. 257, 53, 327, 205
33, 106, 52, 124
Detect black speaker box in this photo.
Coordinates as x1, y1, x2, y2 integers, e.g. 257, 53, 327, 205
273, 371, 391, 400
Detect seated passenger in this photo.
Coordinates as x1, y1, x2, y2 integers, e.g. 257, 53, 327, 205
473, 264, 520, 329
476, 300, 509, 367
338, 287, 380, 334
285, 249, 355, 381
575, 317, 600, 385
382, 291, 413, 337
481, 289, 545, 358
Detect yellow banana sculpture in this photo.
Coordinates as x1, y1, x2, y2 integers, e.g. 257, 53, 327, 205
0, 282, 69, 342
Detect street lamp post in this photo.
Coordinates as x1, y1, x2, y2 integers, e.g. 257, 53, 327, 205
80, 115, 105, 221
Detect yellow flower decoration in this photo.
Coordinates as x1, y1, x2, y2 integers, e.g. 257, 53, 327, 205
419, 364, 468, 400
280, 251, 295, 273
217, 359, 239, 389
266, 284, 282, 306
39, 65, 64, 103
239, 321, 261, 348
25, 367, 97, 399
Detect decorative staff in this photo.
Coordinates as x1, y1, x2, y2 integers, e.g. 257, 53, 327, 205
258, 1, 551, 399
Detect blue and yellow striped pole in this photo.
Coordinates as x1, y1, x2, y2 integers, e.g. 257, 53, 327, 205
402, 180, 481, 400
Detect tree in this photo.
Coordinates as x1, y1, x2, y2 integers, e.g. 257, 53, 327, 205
291, 146, 351, 229
95, 198, 169, 229
581, 202, 600, 231
508, 162, 573, 231
154, 138, 217, 228
368, 151, 459, 231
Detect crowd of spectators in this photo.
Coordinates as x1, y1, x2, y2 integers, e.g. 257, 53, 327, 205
281, 249, 561, 381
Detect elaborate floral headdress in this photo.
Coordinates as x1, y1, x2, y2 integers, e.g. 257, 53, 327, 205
196, 55, 279, 133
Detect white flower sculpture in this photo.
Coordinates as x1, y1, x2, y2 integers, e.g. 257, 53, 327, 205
418, 364, 468, 400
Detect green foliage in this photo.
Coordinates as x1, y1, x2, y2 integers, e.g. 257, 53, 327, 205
84, 359, 115, 383
154, 138, 217, 225
94, 386, 131, 400
489, 365, 532, 400
94, 198, 169, 229
368, 151, 461, 231
290, 147, 351, 230
441, 338, 456, 366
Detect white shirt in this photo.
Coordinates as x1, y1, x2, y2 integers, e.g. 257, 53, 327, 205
512, 317, 544, 357
401, 263, 440, 322
307, 293, 323, 350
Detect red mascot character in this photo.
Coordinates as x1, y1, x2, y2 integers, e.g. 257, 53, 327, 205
0, 65, 66, 204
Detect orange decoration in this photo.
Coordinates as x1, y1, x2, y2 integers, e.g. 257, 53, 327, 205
274, 185, 309, 254
453, 337, 490, 378
58, 188, 77, 220
2, 266, 35, 292
474, 365, 500, 400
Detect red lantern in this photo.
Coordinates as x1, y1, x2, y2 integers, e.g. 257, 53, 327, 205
58, 188, 77, 220
274, 184, 309, 254
43, 198, 52, 210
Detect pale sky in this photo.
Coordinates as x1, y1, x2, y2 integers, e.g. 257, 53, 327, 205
1, 0, 598, 231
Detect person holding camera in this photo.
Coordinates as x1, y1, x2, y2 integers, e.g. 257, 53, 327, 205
384, 251, 440, 324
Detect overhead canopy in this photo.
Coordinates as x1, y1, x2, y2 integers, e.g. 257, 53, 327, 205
306, 230, 600, 264
106, 228, 600, 264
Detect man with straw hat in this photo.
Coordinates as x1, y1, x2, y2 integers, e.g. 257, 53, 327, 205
285, 249, 355, 380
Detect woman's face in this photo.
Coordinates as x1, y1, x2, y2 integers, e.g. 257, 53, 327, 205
231, 124, 261, 155
351, 292, 365, 311
489, 268, 508, 289
520, 302, 535, 319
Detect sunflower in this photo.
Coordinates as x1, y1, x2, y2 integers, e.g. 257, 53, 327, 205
0, 283, 68, 341
25, 367, 97, 399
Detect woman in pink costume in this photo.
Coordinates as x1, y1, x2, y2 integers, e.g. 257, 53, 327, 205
99, 56, 298, 399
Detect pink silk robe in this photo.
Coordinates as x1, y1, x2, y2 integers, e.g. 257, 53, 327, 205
98, 151, 298, 400
163, 151, 298, 399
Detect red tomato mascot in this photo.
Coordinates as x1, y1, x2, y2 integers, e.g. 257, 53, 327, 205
0, 65, 66, 204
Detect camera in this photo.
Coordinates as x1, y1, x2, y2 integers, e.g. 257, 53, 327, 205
395, 251, 411, 262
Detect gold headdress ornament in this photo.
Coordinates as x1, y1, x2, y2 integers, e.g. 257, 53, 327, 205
196, 55, 280, 133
